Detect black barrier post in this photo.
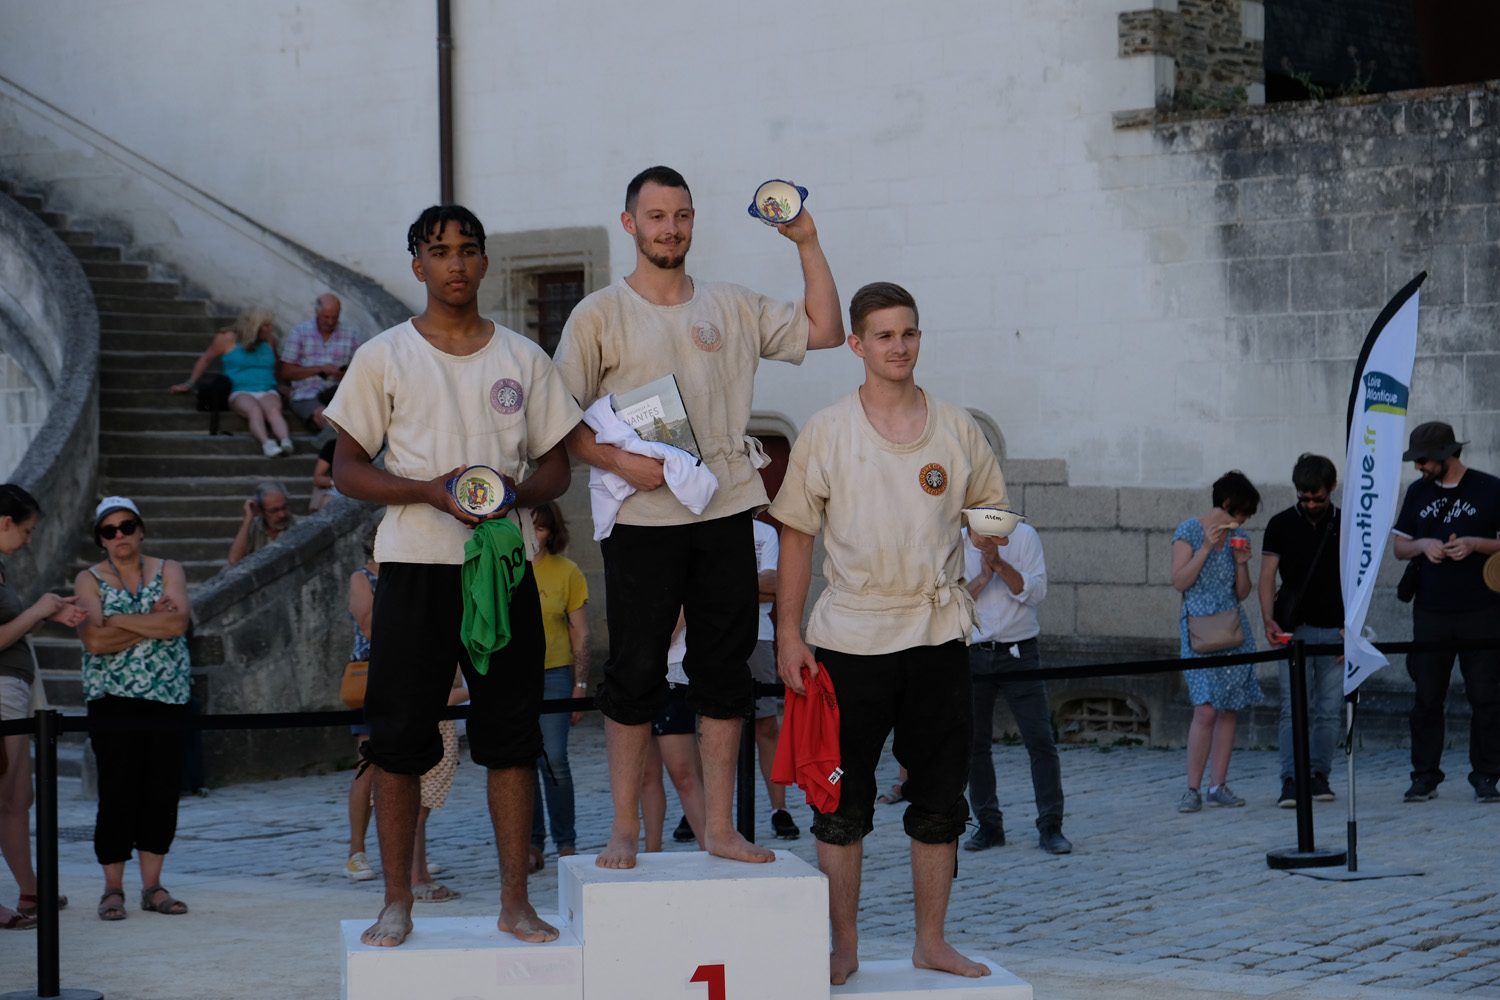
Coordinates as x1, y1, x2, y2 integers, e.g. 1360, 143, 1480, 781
0, 710, 103, 1000
736, 716, 756, 843
1266, 641, 1344, 871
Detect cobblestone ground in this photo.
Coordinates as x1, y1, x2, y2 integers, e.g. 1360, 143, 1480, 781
2, 715, 1497, 998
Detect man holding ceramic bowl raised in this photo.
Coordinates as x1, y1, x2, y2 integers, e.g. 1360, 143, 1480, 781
772, 281, 1009, 984
326, 205, 581, 950
553, 165, 844, 871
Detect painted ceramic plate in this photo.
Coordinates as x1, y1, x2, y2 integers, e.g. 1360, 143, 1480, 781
748, 179, 808, 226
446, 465, 513, 517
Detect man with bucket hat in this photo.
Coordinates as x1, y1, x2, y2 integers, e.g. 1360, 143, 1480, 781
1390, 421, 1500, 803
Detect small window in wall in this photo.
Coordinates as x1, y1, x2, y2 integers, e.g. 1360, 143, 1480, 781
528, 270, 585, 356
1057, 695, 1149, 744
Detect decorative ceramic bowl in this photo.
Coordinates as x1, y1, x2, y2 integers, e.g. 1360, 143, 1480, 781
962, 507, 1026, 538
445, 465, 514, 518
1229, 537, 1249, 550
748, 180, 808, 226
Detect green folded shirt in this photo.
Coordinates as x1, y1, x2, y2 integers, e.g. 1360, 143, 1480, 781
461, 518, 527, 675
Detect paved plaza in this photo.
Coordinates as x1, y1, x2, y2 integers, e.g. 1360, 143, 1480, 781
1, 715, 1496, 999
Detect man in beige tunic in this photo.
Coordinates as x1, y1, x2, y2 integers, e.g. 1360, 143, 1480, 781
773, 282, 1007, 985
552, 165, 844, 869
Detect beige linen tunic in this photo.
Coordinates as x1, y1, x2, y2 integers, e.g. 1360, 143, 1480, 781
552, 279, 808, 526
324, 320, 583, 565
769, 389, 1009, 656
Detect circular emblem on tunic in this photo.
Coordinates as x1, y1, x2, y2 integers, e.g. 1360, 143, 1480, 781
489, 378, 524, 414
919, 463, 948, 496
691, 321, 724, 352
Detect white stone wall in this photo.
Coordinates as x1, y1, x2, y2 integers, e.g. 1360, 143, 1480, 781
0, 349, 44, 480
3, 2, 1493, 490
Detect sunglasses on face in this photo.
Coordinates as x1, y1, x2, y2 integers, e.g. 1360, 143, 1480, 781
99, 520, 141, 540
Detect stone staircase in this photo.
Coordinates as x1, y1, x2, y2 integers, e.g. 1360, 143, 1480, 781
3, 181, 319, 751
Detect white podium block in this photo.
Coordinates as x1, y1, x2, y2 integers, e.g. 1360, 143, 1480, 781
559, 851, 828, 1000
831, 957, 1031, 1000
342, 914, 582, 1000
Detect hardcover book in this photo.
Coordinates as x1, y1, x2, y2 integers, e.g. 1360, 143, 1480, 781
611, 374, 701, 462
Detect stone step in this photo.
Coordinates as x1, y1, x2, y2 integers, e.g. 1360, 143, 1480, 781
74, 536, 237, 564
67, 243, 124, 262
100, 349, 203, 372
103, 453, 317, 479
102, 329, 216, 352
99, 312, 230, 333
61, 558, 228, 587
93, 493, 314, 519
38, 671, 83, 714
98, 408, 254, 433
94, 294, 209, 316
10, 193, 43, 211
102, 387, 202, 410
101, 476, 316, 498
56, 229, 95, 247
79, 260, 150, 281
101, 430, 317, 456
88, 278, 182, 300
34, 210, 67, 228
101, 369, 196, 391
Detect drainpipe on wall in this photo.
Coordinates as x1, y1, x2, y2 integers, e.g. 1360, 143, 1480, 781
437, 0, 454, 203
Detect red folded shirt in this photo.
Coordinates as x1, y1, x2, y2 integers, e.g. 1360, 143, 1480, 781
772, 665, 842, 813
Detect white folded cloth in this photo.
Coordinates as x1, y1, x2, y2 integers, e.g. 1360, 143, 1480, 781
582, 397, 719, 540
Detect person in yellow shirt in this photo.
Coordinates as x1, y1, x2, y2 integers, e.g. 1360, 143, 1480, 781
528, 501, 589, 868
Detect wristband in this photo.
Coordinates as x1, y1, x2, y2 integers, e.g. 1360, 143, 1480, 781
184, 378, 195, 388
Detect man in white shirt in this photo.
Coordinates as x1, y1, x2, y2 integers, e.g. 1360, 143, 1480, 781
962, 524, 1071, 855
553, 166, 844, 870
774, 282, 1005, 985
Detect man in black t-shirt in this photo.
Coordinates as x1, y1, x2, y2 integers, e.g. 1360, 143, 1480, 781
1259, 454, 1344, 808
1390, 422, 1500, 804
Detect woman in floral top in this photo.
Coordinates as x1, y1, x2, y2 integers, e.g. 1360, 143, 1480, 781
74, 497, 192, 921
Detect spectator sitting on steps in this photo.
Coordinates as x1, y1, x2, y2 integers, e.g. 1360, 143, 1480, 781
277, 293, 360, 432
172, 308, 294, 458
228, 481, 297, 566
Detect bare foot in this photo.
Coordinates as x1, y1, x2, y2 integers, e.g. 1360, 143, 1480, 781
596, 830, 638, 869
703, 827, 775, 864
830, 945, 860, 985
913, 939, 991, 978
361, 899, 414, 947
498, 902, 560, 943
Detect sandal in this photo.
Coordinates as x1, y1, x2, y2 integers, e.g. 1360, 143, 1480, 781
97, 889, 127, 921
410, 882, 461, 903
2, 905, 37, 930
17, 892, 68, 918
876, 783, 905, 805
140, 885, 188, 915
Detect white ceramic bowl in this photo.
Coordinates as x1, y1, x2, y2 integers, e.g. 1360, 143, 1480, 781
446, 465, 513, 517
748, 180, 808, 226
962, 506, 1026, 538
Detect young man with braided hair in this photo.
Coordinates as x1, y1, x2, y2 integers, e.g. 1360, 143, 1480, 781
326, 205, 582, 948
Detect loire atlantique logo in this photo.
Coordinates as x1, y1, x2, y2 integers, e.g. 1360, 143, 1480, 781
1361, 371, 1408, 415
1351, 371, 1408, 592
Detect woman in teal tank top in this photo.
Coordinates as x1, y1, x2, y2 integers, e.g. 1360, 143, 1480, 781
171, 308, 294, 457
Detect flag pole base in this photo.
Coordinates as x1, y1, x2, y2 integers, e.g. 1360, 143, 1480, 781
1266, 846, 1346, 870
1, 990, 105, 1000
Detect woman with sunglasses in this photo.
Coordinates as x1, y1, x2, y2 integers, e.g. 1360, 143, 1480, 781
0, 484, 89, 930
73, 497, 193, 921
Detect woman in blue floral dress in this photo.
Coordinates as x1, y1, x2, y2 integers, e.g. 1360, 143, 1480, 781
1171, 471, 1262, 813
74, 498, 192, 920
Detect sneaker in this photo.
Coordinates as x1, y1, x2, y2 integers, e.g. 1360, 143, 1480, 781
1311, 773, 1336, 802
1404, 778, 1439, 802
344, 852, 376, 881
261, 438, 282, 458
1472, 776, 1500, 803
278, 437, 295, 456
963, 823, 1005, 851
1206, 784, 1245, 807
1178, 788, 1202, 813
672, 815, 694, 842
1277, 778, 1296, 809
770, 809, 800, 840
